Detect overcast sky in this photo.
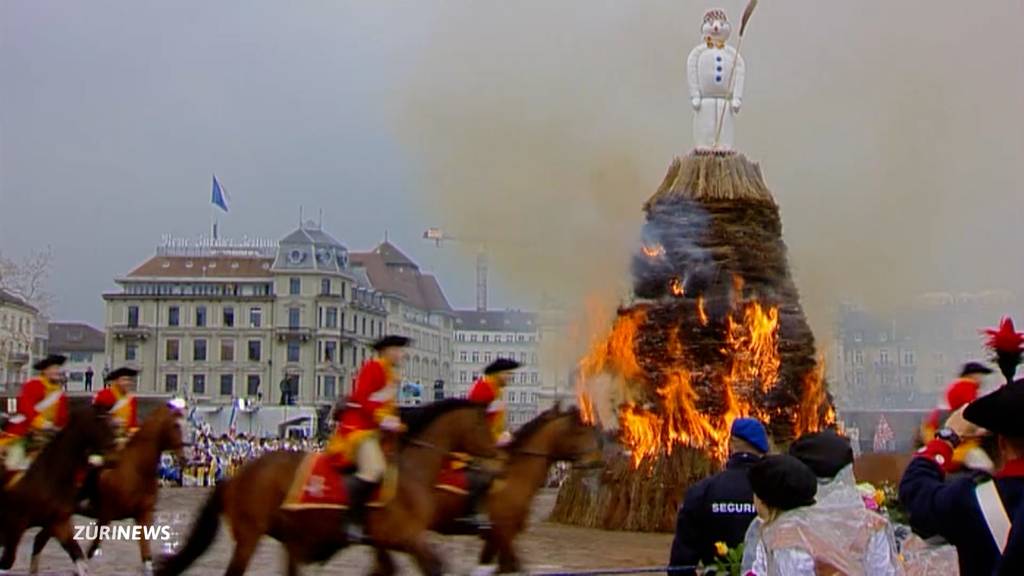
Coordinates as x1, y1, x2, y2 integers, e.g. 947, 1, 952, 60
2, 1, 1023, 336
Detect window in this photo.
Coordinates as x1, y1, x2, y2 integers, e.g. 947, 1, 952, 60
249, 307, 262, 328
853, 350, 864, 365
220, 374, 234, 396
519, 352, 527, 363
325, 307, 338, 329
321, 278, 331, 295
459, 351, 468, 362
361, 317, 367, 335
125, 343, 138, 361
289, 277, 301, 295
287, 341, 300, 363
323, 341, 337, 363
531, 372, 538, 384
196, 306, 207, 327
341, 282, 346, 299
470, 334, 478, 343
221, 339, 235, 362
879, 349, 890, 366
323, 375, 337, 399
460, 370, 468, 383
166, 339, 180, 361
484, 352, 492, 363
482, 334, 490, 343
472, 351, 479, 363
248, 340, 262, 362
193, 374, 206, 395
127, 306, 140, 327
288, 307, 300, 328
193, 339, 207, 361
247, 374, 261, 396
165, 374, 178, 393
902, 351, 915, 366
168, 306, 180, 327
223, 307, 235, 327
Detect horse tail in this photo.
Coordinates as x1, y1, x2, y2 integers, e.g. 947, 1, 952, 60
156, 481, 225, 576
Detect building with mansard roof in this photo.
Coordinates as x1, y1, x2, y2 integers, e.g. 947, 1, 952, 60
0, 288, 38, 392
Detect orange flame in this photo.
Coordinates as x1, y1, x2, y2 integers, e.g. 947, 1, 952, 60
641, 244, 666, 258
696, 296, 709, 326
576, 295, 789, 468
670, 278, 685, 297
795, 359, 835, 436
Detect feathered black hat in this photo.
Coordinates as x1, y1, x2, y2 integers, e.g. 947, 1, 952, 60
983, 317, 1024, 384
964, 379, 1024, 437
105, 367, 139, 382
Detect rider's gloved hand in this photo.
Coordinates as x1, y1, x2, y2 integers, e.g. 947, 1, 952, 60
497, 431, 514, 447
380, 415, 403, 433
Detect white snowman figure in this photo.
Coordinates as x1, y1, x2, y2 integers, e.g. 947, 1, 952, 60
687, 8, 746, 152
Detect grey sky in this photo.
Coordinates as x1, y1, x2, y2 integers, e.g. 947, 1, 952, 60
2, 1, 1023, 337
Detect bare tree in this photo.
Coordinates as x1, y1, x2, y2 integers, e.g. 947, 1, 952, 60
0, 247, 56, 315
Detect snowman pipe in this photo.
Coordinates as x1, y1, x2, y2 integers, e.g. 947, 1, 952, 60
713, 0, 759, 149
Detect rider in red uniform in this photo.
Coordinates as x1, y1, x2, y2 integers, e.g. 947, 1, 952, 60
92, 367, 139, 443
463, 358, 521, 529
1, 355, 69, 470
327, 335, 410, 540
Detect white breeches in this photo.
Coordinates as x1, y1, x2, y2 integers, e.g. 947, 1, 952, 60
355, 436, 386, 483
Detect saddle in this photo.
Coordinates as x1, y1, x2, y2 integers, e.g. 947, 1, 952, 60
281, 452, 397, 511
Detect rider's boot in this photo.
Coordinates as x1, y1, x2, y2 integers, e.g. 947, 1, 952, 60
344, 476, 376, 543
459, 466, 493, 533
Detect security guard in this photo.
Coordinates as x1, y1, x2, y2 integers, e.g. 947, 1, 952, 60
900, 379, 1024, 576
669, 417, 768, 575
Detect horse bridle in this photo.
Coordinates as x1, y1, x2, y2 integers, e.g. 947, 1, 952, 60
508, 446, 604, 470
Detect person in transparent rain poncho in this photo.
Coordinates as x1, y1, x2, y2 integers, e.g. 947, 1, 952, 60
742, 451, 904, 576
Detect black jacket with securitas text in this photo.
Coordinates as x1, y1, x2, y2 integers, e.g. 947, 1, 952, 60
668, 451, 762, 575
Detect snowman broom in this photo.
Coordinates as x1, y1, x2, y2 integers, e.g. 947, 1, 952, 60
713, 0, 759, 149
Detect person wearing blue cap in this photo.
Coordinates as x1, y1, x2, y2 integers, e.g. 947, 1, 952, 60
668, 417, 769, 575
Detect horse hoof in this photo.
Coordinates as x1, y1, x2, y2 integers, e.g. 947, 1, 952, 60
91, 547, 103, 559
470, 567, 496, 576
75, 559, 90, 576
142, 559, 153, 576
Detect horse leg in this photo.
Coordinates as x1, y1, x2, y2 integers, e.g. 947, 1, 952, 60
477, 537, 496, 566
284, 550, 301, 576
136, 509, 154, 575
51, 520, 89, 576
30, 527, 51, 575
86, 521, 106, 559
0, 524, 24, 571
405, 536, 444, 576
492, 526, 522, 575
224, 534, 259, 576
369, 547, 397, 576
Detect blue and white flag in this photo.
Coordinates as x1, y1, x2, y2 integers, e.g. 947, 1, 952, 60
211, 174, 230, 212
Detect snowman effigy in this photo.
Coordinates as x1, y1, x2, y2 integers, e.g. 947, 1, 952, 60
686, 8, 747, 153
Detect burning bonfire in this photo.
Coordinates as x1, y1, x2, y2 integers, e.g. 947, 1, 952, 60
552, 152, 835, 531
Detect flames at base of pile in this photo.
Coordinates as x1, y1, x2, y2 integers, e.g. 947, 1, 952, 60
578, 280, 834, 468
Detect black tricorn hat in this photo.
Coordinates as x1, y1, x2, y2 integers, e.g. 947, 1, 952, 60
960, 362, 994, 377
749, 454, 817, 511
105, 367, 139, 382
484, 358, 522, 375
964, 379, 1024, 437
372, 335, 411, 351
33, 354, 67, 371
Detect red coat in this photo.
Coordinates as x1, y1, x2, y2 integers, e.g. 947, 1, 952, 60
327, 358, 397, 459
3, 377, 68, 437
93, 387, 138, 430
469, 376, 505, 438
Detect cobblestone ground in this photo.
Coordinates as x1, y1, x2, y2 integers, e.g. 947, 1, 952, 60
9, 488, 672, 575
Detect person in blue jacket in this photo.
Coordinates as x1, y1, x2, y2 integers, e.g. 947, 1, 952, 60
899, 379, 1024, 576
669, 417, 769, 575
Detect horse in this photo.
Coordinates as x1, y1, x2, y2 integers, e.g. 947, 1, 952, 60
853, 451, 915, 489
0, 405, 115, 576
371, 404, 603, 575
157, 398, 497, 576
28, 403, 187, 575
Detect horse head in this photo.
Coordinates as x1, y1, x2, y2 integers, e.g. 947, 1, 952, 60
152, 404, 188, 463
509, 405, 603, 468
76, 404, 117, 465
402, 399, 497, 460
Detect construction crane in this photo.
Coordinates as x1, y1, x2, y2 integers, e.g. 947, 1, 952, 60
423, 227, 488, 311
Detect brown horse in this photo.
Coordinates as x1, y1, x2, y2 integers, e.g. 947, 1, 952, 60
372, 404, 603, 575
28, 404, 186, 574
853, 451, 915, 488
0, 405, 115, 576
157, 399, 497, 576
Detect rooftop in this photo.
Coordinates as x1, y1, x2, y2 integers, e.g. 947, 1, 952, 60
0, 288, 37, 313
350, 242, 451, 313
454, 309, 537, 332
48, 322, 105, 353
125, 255, 274, 279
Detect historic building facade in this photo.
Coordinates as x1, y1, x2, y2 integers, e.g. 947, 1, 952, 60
47, 322, 106, 391
0, 289, 38, 393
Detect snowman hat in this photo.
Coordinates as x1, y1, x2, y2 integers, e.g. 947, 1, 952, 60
703, 9, 729, 24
